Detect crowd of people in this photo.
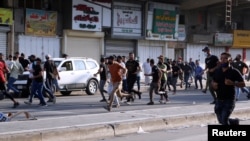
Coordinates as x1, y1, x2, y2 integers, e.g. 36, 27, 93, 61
96, 49, 250, 119
0, 52, 59, 108
1, 49, 250, 125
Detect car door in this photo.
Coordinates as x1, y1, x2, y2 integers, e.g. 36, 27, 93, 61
57, 60, 76, 89
73, 59, 89, 88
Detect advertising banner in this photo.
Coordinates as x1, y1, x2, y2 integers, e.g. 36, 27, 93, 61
0, 8, 13, 25
25, 8, 57, 36
233, 30, 250, 48
214, 33, 233, 46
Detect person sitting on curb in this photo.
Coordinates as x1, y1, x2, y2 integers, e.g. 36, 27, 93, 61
0, 111, 37, 122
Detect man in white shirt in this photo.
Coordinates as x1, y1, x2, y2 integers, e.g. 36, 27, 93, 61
142, 58, 151, 85
7, 56, 24, 95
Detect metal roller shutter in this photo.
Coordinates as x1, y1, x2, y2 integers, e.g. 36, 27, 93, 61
105, 40, 135, 57
67, 37, 101, 61
0, 32, 7, 55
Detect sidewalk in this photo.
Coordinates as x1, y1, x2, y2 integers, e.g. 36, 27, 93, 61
1, 98, 250, 141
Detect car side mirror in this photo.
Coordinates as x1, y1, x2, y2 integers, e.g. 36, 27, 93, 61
60, 67, 67, 72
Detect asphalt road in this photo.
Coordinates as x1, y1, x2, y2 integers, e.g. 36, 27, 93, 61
1, 83, 250, 120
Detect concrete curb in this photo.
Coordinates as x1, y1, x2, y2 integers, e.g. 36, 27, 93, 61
1, 108, 250, 141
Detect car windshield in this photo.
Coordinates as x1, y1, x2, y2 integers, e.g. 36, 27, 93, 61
53, 61, 61, 67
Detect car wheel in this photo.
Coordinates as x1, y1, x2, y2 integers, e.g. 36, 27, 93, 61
86, 79, 98, 95
60, 91, 72, 96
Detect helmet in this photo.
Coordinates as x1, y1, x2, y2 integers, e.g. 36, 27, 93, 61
0, 112, 8, 122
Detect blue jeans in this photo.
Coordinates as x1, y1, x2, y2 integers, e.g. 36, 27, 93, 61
7, 77, 20, 93
214, 99, 235, 125
184, 74, 190, 88
235, 86, 250, 99
44, 78, 55, 99
53, 78, 60, 91
30, 81, 46, 105
136, 76, 140, 91
122, 79, 128, 92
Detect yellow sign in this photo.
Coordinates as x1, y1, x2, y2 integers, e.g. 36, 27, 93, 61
0, 8, 13, 25
233, 30, 250, 48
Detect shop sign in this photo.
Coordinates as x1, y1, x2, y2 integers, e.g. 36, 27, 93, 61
233, 30, 250, 48
25, 9, 57, 36
72, 0, 102, 31
112, 2, 142, 37
189, 34, 213, 44
178, 24, 186, 41
152, 9, 176, 37
214, 33, 233, 46
0, 8, 13, 25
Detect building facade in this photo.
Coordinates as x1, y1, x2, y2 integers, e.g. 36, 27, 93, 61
0, 0, 250, 67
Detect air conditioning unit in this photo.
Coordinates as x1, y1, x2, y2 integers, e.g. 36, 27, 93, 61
231, 22, 237, 30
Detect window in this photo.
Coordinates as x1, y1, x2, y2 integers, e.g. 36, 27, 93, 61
74, 60, 86, 70
86, 61, 97, 69
61, 61, 73, 71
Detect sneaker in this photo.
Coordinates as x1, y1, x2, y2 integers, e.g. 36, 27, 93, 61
13, 102, 20, 108
229, 118, 239, 125
99, 99, 107, 102
124, 101, 131, 105
24, 101, 32, 105
202, 90, 207, 93
103, 105, 111, 112
147, 102, 154, 105
40, 104, 48, 107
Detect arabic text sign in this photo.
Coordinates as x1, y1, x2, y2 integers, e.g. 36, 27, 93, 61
152, 9, 176, 35
72, 0, 102, 31
25, 9, 57, 36
112, 2, 142, 36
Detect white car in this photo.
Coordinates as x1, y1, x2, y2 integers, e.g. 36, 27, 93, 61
14, 57, 100, 96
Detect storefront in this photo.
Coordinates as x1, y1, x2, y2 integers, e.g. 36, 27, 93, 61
104, 1, 143, 58
142, 1, 179, 62
0, 8, 12, 55
60, 0, 105, 61
63, 30, 104, 61
105, 39, 135, 57
138, 40, 165, 63
16, 8, 60, 59
18, 35, 60, 60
